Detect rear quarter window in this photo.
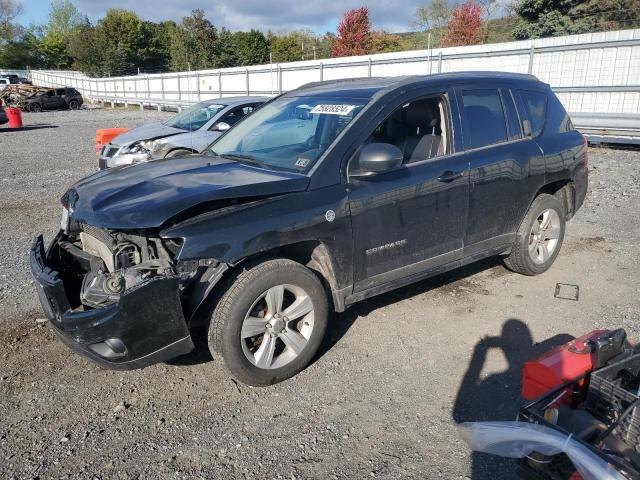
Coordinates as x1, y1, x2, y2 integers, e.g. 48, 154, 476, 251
519, 90, 547, 137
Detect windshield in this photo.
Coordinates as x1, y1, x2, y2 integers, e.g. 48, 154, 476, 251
164, 103, 226, 131
208, 95, 368, 172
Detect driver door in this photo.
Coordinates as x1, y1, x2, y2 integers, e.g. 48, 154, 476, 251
347, 91, 470, 292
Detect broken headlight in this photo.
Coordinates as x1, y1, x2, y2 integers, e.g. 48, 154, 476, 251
121, 140, 156, 157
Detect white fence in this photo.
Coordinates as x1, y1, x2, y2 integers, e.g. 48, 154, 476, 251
24, 29, 640, 121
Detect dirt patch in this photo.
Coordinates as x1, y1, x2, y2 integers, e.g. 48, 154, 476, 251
563, 235, 606, 254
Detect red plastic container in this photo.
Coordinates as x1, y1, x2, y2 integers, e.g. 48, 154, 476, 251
6, 107, 23, 128
521, 330, 610, 401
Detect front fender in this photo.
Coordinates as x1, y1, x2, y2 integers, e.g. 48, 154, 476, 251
160, 184, 353, 291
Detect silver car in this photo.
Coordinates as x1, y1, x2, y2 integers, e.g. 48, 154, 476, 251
99, 96, 268, 169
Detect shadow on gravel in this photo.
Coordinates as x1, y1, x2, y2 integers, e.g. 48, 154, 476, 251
0, 124, 59, 132
315, 256, 506, 363
453, 319, 574, 479
165, 327, 213, 366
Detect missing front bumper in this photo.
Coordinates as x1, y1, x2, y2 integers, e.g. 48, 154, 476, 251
30, 235, 194, 369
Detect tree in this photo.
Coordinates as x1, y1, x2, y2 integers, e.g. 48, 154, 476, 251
96, 9, 147, 75
512, 0, 640, 39
0, 31, 44, 68
46, 0, 83, 36
268, 31, 303, 62
216, 27, 238, 67
138, 20, 174, 73
67, 21, 103, 75
441, 1, 486, 47
412, 0, 451, 46
169, 9, 219, 71
0, 0, 22, 43
331, 6, 373, 57
371, 31, 405, 53
234, 29, 269, 65
40, 0, 84, 69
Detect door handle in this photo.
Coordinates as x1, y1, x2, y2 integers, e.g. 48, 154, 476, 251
437, 170, 464, 182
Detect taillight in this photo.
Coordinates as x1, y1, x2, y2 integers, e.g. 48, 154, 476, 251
582, 135, 589, 167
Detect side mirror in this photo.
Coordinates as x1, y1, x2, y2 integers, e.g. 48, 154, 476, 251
356, 143, 404, 175
213, 121, 231, 132
522, 119, 533, 137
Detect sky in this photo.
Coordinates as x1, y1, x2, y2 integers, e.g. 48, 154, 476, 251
16, 0, 448, 34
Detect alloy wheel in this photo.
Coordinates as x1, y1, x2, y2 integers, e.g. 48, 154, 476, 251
528, 208, 561, 264
240, 284, 315, 370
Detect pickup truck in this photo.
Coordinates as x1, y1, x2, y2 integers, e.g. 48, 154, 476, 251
31, 72, 588, 386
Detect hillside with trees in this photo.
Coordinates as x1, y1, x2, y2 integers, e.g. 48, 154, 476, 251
1, 0, 639, 75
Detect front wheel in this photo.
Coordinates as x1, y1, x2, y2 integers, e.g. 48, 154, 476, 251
30, 103, 42, 112
208, 259, 328, 386
68, 99, 80, 110
504, 193, 566, 276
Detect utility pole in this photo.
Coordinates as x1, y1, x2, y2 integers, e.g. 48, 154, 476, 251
313, 46, 317, 60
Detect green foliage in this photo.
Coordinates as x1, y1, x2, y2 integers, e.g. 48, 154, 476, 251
268, 32, 303, 63
41, 31, 72, 68
67, 22, 103, 75
371, 31, 407, 53
511, 0, 640, 39
234, 30, 270, 66
169, 9, 219, 71
0, 31, 44, 68
412, 0, 451, 47
46, 0, 83, 36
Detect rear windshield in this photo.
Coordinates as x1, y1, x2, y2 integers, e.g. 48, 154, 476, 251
208, 95, 368, 173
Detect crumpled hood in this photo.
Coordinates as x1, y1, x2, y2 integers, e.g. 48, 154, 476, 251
66, 155, 309, 229
111, 122, 186, 146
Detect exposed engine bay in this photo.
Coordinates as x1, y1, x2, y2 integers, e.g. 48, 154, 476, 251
52, 223, 186, 309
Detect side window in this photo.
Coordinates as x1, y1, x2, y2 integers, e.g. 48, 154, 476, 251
221, 106, 249, 126
352, 95, 449, 170
460, 89, 508, 149
501, 89, 522, 140
519, 90, 547, 137
46, 90, 56, 97
56, 89, 66, 96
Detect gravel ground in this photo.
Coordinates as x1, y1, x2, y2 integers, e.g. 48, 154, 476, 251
0, 108, 639, 480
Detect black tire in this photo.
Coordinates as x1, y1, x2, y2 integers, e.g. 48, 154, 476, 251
30, 103, 42, 112
165, 149, 193, 158
68, 99, 80, 110
208, 259, 328, 386
504, 193, 566, 276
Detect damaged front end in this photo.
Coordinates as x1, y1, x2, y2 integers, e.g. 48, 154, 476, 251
30, 222, 198, 369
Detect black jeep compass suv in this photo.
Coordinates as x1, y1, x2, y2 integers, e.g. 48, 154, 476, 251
31, 72, 588, 385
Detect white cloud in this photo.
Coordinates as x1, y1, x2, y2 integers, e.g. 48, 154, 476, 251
73, 0, 423, 33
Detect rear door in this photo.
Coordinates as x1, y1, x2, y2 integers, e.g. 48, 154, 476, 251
456, 85, 545, 256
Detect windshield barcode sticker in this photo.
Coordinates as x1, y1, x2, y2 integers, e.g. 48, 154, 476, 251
310, 104, 356, 115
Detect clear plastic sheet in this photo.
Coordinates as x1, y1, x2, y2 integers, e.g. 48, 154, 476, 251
458, 421, 627, 480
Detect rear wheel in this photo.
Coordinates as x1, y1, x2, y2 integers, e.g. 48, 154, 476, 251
165, 149, 193, 158
68, 99, 80, 110
504, 193, 566, 275
208, 259, 328, 386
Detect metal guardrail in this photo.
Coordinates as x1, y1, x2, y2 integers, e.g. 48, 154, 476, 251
571, 113, 640, 145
